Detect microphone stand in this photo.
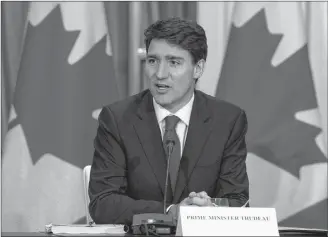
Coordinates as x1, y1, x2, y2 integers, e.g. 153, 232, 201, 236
131, 140, 176, 235
163, 141, 174, 213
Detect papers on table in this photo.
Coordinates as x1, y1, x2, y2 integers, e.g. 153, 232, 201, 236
45, 223, 127, 235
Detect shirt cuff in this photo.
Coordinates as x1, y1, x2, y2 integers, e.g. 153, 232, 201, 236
166, 204, 174, 213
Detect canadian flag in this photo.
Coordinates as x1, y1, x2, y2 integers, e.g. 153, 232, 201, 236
2, 2, 119, 231
198, 2, 327, 229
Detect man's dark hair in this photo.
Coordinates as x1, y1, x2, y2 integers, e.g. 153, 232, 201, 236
144, 17, 208, 64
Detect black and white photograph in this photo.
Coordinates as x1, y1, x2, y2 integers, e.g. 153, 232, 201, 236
1, 1, 327, 236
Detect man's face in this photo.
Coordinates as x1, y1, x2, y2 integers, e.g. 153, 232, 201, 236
145, 39, 198, 113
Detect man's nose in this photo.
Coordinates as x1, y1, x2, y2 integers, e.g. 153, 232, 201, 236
156, 62, 169, 80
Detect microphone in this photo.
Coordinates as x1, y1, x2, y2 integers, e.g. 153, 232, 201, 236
163, 139, 175, 213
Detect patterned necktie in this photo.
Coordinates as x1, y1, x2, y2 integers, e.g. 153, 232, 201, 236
163, 115, 181, 194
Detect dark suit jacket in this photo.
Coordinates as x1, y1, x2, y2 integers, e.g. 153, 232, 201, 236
89, 89, 249, 225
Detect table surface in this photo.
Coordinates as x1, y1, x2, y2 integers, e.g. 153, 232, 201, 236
2, 232, 327, 237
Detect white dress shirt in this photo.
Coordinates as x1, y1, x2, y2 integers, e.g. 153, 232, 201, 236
153, 94, 195, 157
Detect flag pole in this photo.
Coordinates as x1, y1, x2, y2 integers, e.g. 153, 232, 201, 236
128, 2, 142, 96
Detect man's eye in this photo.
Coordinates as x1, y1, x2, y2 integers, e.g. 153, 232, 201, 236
169, 60, 180, 66
147, 58, 157, 65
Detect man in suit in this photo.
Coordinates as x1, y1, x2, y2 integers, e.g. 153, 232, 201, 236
89, 17, 249, 225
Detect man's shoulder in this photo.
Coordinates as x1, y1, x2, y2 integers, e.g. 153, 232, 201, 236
196, 90, 243, 115
102, 89, 150, 115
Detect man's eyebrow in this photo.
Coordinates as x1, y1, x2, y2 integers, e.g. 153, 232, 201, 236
165, 55, 185, 60
146, 54, 158, 58
146, 54, 185, 60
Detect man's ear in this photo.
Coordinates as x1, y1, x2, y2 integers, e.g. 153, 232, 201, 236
193, 59, 206, 79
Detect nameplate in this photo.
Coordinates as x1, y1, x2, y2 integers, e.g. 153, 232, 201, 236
176, 206, 279, 236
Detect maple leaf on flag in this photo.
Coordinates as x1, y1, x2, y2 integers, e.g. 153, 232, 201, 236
11, 6, 119, 169
217, 9, 327, 178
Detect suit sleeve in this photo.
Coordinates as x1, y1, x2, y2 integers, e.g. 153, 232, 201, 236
215, 109, 249, 207
88, 106, 164, 225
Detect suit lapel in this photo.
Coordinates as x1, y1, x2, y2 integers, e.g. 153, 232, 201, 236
173, 91, 213, 203
133, 91, 169, 198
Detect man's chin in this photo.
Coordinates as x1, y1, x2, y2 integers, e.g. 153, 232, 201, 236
153, 94, 172, 107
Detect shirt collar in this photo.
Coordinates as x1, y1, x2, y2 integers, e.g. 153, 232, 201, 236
153, 93, 195, 126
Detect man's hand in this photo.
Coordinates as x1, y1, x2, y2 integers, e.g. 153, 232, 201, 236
168, 191, 212, 222
188, 191, 212, 206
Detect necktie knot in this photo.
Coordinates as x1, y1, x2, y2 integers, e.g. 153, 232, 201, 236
165, 115, 180, 131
